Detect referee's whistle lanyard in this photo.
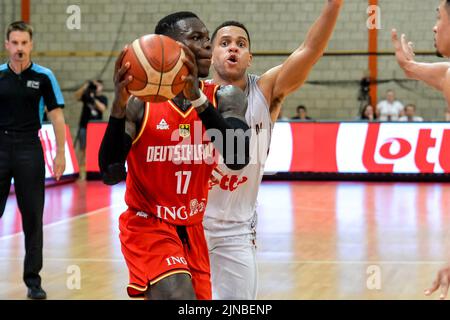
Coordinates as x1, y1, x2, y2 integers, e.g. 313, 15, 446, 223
8, 60, 32, 77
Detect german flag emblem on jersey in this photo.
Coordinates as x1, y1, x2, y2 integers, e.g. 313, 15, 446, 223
179, 124, 190, 138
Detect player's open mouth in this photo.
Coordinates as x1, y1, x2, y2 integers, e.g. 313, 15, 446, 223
227, 55, 238, 65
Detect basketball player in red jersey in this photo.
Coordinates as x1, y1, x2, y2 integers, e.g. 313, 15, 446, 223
393, 0, 450, 300
99, 12, 250, 300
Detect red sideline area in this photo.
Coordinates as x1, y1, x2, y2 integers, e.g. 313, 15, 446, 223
86, 121, 450, 176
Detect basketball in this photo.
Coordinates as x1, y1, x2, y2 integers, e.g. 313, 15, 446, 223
122, 34, 189, 103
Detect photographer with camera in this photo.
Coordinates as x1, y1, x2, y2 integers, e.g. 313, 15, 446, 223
358, 71, 371, 115
74, 80, 108, 179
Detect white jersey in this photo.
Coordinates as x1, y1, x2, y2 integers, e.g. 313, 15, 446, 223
205, 74, 273, 223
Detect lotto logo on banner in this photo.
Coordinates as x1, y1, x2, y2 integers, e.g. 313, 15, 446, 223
337, 123, 450, 174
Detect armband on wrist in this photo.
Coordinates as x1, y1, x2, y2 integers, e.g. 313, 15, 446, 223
190, 91, 208, 108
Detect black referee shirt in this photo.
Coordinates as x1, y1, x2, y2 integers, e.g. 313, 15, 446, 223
0, 62, 64, 133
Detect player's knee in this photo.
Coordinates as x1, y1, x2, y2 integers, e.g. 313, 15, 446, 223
145, 273, 196, 300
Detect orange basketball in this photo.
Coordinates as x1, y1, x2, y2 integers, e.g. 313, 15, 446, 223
122, 34, 189, 103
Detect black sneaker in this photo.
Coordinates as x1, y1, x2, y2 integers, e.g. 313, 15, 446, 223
27, 286, 47, 300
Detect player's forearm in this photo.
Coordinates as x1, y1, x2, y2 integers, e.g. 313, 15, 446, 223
196, 104, 250, 170
271, 0, 342, 99
402, 61, 450, 91
98, 116, 131, 185
302, 0, 342, 59
111, 97, 127, 118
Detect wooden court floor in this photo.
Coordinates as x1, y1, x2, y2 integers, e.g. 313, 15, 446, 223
0, 180, 449, 300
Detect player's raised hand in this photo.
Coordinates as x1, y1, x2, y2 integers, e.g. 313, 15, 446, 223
178, 42, 201, 102
112, 45, 133, 116
425, 265, 450, 300
392, 29, 416, 72
329, 0, 344, 7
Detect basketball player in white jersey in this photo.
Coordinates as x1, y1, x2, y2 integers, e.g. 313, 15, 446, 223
392, 0, 450, 300
204, 0, 344, 299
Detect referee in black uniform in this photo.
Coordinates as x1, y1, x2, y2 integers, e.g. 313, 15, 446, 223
0, 21, 66, 299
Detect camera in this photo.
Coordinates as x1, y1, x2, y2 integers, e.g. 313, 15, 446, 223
87, 81, 97, 93
358, 77, 370, 102
83, 81, 99, 117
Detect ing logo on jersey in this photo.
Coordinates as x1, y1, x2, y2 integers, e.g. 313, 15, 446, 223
179, 124, 190, 138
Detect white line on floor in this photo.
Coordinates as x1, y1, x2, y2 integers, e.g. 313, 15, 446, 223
0, 204, 124, 241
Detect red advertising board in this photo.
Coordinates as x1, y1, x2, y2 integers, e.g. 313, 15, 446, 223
86, 122, 450, 176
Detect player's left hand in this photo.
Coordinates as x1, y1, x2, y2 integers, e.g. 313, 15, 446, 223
329, 0, 344, 7
53, 151, 66, 181
178, 42, 201, 101
425, 265, 450, 300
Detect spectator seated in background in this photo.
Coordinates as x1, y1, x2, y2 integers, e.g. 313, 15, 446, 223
376, 89, 404, 121
291, 105, 313, 121
359, 104, 377, 121
399, 104, 423, 122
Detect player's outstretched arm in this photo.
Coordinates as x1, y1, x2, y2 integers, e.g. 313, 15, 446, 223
259, 0, 343, 121
392, 29, 450, 91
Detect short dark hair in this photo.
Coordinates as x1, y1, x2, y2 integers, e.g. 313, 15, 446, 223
211, 21, 251, 49
155, 11, 199, 37
6, 21, 33, 40
297, 105, 306, 112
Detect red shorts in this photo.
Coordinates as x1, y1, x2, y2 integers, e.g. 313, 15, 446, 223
119, 209, 211, 299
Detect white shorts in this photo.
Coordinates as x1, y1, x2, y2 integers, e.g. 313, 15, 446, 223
203, 214, 258, 300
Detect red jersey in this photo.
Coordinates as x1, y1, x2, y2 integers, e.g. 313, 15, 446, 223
125, 81, 220, 226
